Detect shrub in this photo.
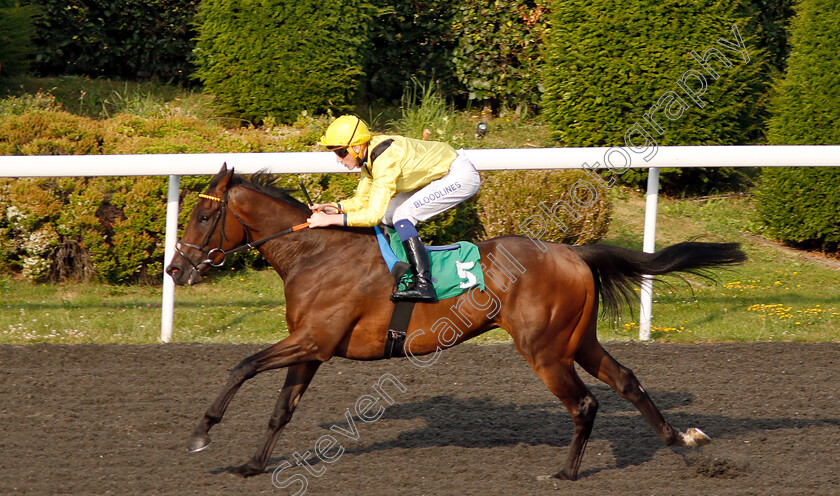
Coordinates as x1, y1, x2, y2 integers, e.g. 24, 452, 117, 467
97, 177, 169, 283
0, 110, 106, 155
0, 178, 62, 279
0, 105, 327, 283
740, 0, 794, 72
477, 170, 612, 245
756, 168, 840, 252
0, 173, 274, 283
758, 0, 840, 252
0, 91, 62, 115
103, 114, 284, 154
193, 0, 374, 123
765, 0, 840, 145
418, 200, 485, 245
26, 0, 198, 82
451, 0, 550, 113
0, 177, 151, 282
362, 0, 458, 104
0, 1, 39, 81
543, 0, 767, 195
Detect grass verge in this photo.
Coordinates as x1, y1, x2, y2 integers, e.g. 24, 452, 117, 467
597, 190, 840, 343
1, 268, 286, 344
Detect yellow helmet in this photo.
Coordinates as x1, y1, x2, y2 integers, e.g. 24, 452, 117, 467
318, 115, 372, 148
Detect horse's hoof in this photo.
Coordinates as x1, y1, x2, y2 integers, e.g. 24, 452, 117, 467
548, 470, 575, 481
682, 427, 712, 447
187, 433, 211, 452
225, 463, 263, 478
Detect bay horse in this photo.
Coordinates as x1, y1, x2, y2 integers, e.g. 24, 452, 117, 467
166, 164, 745, 480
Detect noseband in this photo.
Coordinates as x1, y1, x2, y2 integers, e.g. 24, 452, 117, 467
175, 191, 309, 278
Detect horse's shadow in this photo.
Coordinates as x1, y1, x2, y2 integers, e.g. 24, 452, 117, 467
260, 384, 840, 477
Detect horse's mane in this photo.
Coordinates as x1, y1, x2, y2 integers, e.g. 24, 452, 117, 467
209, 168, 310, 214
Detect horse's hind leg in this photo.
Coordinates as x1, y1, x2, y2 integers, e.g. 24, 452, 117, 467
575, 335, 710, 448
532, 360, 599, 481
226, 361, 321, 477
188, 333, 321, 453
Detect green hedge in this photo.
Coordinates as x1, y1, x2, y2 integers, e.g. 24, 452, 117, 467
758, 0, 840, 252
451, 0, 550, 113
362, 0, 458, 104
25, 0, 198, 83
193, 0, 374, 123
765, 0, 840, 145
543, 0, 766, 195
1, 176, 160, 282
741, 0, 794, 72
192, 0, 553, 118
0, 1, 39, 81
757, 168, 840, 252
12, 0, 792, 134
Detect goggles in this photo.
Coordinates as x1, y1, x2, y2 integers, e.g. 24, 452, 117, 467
329, 147, 349, 158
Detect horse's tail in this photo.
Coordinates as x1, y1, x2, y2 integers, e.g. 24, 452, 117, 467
569, 241, 746, 320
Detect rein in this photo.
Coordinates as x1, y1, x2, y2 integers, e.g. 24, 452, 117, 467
176, 192, 308, 271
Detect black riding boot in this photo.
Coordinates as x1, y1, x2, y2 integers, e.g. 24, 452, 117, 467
391, 237, 436, 302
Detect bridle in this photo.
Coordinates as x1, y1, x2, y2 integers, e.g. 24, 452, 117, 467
174, 189, 308, 276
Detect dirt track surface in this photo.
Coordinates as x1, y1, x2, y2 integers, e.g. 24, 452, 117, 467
1, 342, 839, 495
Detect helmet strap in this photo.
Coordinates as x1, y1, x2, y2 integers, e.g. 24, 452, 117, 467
350, 143, 369, 167
344, 117, 368, 166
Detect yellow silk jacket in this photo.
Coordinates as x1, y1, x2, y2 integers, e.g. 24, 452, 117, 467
339, 135, 458, 227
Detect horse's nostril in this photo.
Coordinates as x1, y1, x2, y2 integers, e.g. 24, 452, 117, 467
166, 265, 180, 277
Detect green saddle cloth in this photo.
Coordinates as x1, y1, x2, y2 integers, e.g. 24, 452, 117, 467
384, 228, 485, 300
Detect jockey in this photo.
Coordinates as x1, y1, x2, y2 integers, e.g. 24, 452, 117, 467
307, 115, 481, 302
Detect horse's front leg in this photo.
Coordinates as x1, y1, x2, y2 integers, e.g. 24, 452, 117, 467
226, 360, 321, 477
188, 333, 321, 453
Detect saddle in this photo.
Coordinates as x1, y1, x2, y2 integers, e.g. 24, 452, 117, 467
375, 226, 484, 299
376, 226, 485, 358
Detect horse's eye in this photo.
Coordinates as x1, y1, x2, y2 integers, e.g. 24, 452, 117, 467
199, 214, 210, 223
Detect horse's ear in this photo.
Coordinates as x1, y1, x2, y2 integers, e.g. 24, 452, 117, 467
216, 162, 235, 192
218, 162, 235, 176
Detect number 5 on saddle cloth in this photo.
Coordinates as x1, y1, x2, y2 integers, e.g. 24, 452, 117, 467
374, 226, 486, 358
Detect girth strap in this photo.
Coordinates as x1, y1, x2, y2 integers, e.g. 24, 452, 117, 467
385, 301, 414, 359
384, 257, 413, 359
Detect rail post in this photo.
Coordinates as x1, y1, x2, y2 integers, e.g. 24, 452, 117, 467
160, 174, 181, 343
639, 167, 660, 341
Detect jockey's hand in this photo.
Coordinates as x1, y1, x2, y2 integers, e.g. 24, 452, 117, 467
309, 203, 340, 214
307, 211, 344, 228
